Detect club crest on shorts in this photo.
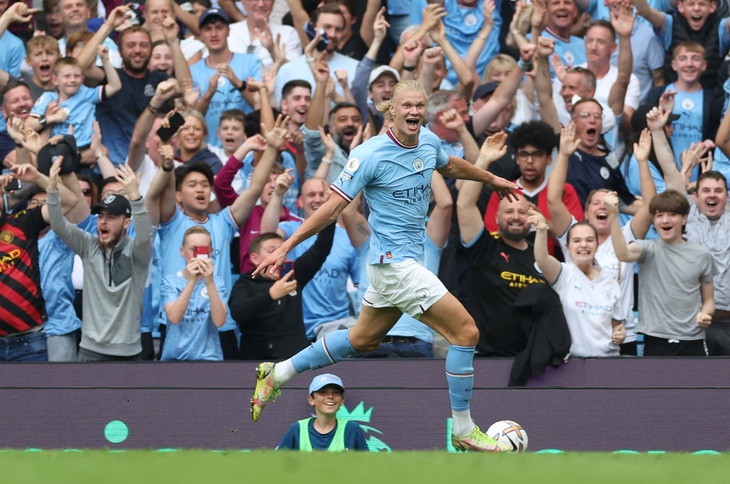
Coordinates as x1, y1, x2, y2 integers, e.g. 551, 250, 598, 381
346, 157, 360, 172
415, 288, 430, 300
412, 158, 424, 172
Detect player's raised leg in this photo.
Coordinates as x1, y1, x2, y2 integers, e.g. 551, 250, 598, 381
419, 293, 512, 453
250, 305, 401, 421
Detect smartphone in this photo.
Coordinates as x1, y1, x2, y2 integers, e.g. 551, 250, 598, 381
304, 21, 328, 51
280, 260, 295, 276
156, 112, 185, 142
5, 179, 22, 192
280, 260, 297, 296
193, 246, 209, 259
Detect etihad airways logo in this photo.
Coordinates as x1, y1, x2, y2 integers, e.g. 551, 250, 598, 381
0, 248, 22, 274
500, 271, 544, 289
393, 184, 431, 204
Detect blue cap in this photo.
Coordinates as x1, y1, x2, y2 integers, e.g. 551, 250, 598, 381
308, 374, 345, 394
198, 8, 230, 28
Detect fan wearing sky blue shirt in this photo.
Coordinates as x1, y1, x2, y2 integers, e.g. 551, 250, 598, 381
249, 80, 521, 453
191, 8, 262, 148
150, 116, 288, 359
161, 226, 228, 361
29, 52, 122, 148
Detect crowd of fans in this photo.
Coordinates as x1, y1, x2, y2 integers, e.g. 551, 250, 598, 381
1, 0, 729, 363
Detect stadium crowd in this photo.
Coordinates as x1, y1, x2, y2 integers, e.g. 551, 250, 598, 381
1, 0, 730, 363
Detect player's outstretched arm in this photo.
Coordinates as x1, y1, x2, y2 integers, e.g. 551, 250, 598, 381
252, 193, 350, 278
438, 155, 520, 202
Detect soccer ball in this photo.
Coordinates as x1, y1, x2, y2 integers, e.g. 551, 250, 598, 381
486, 420, 528, 452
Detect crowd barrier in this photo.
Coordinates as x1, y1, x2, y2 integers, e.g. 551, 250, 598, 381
1, 358, 728, 452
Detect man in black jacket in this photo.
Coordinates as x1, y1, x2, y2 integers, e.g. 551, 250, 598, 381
230, 223, 335, 360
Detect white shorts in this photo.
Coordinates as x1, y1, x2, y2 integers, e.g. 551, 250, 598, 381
363, 259, 448, 319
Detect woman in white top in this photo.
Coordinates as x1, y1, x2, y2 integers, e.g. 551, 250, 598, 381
529, 209, 625, 358
546, 121, 657, 355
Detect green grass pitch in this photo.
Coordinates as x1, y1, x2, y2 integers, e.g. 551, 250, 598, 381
2, 451, 728, 483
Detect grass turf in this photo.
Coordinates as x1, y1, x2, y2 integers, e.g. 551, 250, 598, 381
2, 451, 728, 483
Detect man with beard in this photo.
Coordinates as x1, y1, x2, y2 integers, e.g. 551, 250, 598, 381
301, 54, 362, 184
48, 163, 154, 361
482, 121, 583, 257
77, 5, 191, 164
457, 134, 546, 357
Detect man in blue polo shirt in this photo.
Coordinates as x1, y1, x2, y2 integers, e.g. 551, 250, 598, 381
191, 8, 262, 148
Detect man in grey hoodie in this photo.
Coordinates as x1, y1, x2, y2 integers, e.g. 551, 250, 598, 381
47, 163, 154, 361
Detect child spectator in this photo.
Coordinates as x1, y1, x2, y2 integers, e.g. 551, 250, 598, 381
610, 189, 717, 356
276, 374, 368, 451
161, 226, 228, 361
22, 35, 61, 100
29, 50, 121, 150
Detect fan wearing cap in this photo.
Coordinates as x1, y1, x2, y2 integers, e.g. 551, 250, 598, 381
191, 7, 263, 148
363, 65, 399, 133
47, 162, 154, 361
276, 374, 367, 451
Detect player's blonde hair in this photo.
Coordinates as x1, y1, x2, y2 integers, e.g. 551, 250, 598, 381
375, 80, 427, 120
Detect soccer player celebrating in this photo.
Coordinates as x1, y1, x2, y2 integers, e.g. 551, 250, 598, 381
250, 79, 521, 453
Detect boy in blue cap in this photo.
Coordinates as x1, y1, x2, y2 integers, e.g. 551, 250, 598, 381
276, 374, 368, 451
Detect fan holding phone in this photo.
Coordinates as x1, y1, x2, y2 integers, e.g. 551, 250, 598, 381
272, 3, 358, 105
229, 223, 337, 360
160, 226, 229, 361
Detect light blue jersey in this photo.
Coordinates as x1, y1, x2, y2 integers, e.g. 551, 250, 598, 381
190, 53, 262, 147
31, 86, 103, 147
332, 127, 449, 265
141, 233, 162, 335
160, 272, 227, 361
410, 0, 502, 84
158, 207, 238, 331
668, 83, 703, 181
280, 221, 360, 339
38, 215, 96, 336
0, 30, 25, 77
356, 235, 443, 343
541, 30, 586, 79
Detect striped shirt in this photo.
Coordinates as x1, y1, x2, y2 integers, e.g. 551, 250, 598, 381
0, 207, 48, 336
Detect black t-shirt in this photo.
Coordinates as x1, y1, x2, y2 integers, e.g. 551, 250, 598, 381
0, 207, 48, 335
567, 149, 636, 207
464, 230, 545, 357
96, 68, 169, 164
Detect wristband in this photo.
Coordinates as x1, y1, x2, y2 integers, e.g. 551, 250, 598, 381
237, 81, 248, 92
39, 116, 47, 128
402, 64, 417, 72
321, 156, 332, 165
147, 104, 160, 115
517, 59, 533, 72
306, 56, 316, 63
15, 142, 23, 148
162, 163, 174, 172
